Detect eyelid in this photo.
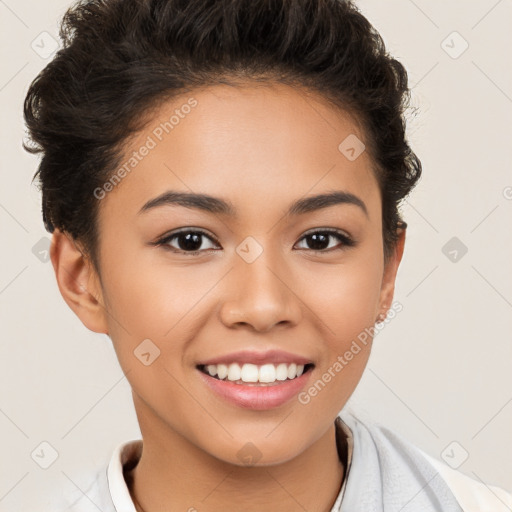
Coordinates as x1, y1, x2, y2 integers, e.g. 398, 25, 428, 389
152, 227, 220, 248
301, 227, 353, 240
166, 227, 218, 241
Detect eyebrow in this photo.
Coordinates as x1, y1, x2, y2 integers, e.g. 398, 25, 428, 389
138, 190, 368, 218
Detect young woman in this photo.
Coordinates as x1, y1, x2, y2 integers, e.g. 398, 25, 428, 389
23, 0, 512, 510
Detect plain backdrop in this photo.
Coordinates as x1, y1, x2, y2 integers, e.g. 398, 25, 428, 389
1, 0, 511, 510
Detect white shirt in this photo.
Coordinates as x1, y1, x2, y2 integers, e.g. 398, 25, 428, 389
52, 407, 512, 511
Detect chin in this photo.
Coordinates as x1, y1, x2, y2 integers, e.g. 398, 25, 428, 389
202, 433, 310, 468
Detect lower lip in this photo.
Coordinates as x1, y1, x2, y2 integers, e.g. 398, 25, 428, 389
198, 369, 312, 410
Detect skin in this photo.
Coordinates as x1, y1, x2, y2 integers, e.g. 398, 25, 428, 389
50, 82, 405, 512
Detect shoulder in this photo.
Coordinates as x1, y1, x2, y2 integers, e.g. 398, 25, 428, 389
47, 464, 115, 512
49, 439, 141, 512
339, 407, 512, 512
420, 449, 512, 512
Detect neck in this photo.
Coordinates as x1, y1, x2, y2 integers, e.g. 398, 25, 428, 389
127, 397, 346, 512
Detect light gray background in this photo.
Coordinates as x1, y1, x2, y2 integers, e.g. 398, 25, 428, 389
1, 0, 511, 510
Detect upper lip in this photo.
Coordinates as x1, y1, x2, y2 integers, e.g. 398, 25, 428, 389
197, 350, 314, 367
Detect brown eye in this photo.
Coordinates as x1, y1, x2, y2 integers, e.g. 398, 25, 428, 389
155, 229, 220, 255
295, 230, 355, 252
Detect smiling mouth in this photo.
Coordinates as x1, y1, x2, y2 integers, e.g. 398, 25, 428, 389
197, 362, 315, 386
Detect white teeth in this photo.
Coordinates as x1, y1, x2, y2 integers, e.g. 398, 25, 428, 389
217, 364, 228, 380
203, 362, 310, 384
275, 363, 288, 381
259, 364, 276, 383
240, 363, 259, 383
287, 363, 297, 379
227, 363, 241, 381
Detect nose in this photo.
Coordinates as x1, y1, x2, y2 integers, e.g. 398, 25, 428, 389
219, 248, 303, 333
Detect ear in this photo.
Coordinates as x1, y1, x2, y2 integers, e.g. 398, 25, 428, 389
50, 228, 109, 334
376, 225, 406, 322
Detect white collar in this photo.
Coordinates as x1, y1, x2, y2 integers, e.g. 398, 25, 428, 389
106, 416, 354, 511
107, 438, 141, 511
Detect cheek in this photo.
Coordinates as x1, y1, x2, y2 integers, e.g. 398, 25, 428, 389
299, 264, 379, 416
101, 249, 214, 338
301, 251, 382, 409
99, 248, 228, 392
309, 258, 383, 339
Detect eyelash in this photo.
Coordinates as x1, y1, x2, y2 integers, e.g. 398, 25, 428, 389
153, 228, 356, 256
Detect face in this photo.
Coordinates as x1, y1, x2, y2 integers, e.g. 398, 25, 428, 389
53, 82, 404, 466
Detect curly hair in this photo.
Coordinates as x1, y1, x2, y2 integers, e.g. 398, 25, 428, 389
23, 0, 421, 273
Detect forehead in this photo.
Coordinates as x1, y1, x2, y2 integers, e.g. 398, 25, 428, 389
98, 82, 380, 223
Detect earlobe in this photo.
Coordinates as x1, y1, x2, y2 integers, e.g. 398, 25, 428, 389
50, 228, 109, 334
376, 226, 406, 322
